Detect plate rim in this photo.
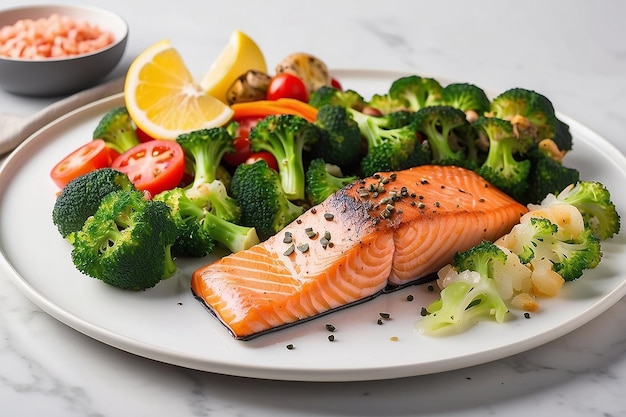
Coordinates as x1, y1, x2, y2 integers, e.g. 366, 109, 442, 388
1, 70, 625, 382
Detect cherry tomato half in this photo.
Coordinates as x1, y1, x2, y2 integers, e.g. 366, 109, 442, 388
222, 116, 263, 167
135, 126, 156, 143
111, 140, 185, 196
331, 77, 343, 91
245, 151, 279, 171
266, 73, 310, 102
50, 139, 113, 189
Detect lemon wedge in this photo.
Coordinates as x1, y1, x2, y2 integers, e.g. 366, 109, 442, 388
124, 39, 234, 140
200, 30, 267, 104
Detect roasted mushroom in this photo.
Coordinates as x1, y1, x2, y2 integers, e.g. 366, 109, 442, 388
275, 52, 331, 93
226, 69, 272, 105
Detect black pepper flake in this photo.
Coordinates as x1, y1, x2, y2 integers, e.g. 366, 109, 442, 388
524, 312, 531, 319
328, 334, 335, 342
377, 318, 384, 325
427, 284, 435, 292
406, 294, 414, 301
418, 202, 426, 209
420, 179, 429, 185
296, 219, 302, 224
390, 173, 397, 181
479, 198, 485, 203
379, 312, 390, 319
434, 201, 440, 208
286, 344, 294, 350
324, 212, 334, 221
283, 244, 295, 256
325, 323, 336, 332
420, 307, 428, 316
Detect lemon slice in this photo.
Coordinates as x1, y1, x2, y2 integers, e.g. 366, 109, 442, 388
124, 39, 234, 140
200, 30, 267, 103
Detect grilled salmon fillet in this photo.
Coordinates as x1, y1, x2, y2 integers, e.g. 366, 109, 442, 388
191, 165, 528, 339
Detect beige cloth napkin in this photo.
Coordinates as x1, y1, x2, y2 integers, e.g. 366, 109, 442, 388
0, 77, 125, 156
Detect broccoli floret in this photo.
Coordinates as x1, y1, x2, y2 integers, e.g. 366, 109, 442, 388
231, 160, 304, 241
367, 93, 406, 115
176, 127, 234, 189
506, 216, 601, 281
92, 106, 140, 155
441, 82, 490, 117
489, 88, 559, 142
311, 105, 363, 171
176, 127, 241, 222
412, 105, 473, 167
52, 168, 136, 239
388, 75, 443, 112
305, 158, 358, 205
249, 114, 320, 201
553, 118, 573, 152
308, 85, 366, 110
347, 108, 428, 176
522, 140, 580, 205
153, 188, 215, 257
155, 186, 259, 255
420, 241, 510, 333
175, 127, 260, 252
70, 190, 178, 290
552, 181, 621, 240
473, 116, 533, 200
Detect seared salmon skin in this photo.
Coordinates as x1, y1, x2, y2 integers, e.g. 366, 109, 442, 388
191, 165, 528, 339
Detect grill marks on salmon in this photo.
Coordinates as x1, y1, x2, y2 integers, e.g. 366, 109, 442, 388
191, 165, 528, 339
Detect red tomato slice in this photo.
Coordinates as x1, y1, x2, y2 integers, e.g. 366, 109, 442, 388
245, 151, 279, 171
111, 140, 185, 196
50, 139, 113, 189
266, 73, 310, 102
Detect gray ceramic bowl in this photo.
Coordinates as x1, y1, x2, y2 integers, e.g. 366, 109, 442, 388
0, 4, 128, 96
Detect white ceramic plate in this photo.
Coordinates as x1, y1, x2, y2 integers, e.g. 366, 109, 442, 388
1, 70, 625, 382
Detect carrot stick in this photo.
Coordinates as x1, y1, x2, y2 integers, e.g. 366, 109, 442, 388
231, 98, 318, 122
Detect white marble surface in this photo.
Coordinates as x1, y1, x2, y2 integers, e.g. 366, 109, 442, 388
1, 0, 626, 415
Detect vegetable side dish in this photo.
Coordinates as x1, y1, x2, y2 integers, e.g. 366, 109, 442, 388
48, 33, 621, 337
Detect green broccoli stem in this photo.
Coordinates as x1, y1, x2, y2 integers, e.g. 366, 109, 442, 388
482, 137, 517, 174
347, 109, 383, 148
277, 154, 306, 201
202, 211, 259, 253
161, 245, 178, 279
252, 133, 305, 201
422, 123, 459, 162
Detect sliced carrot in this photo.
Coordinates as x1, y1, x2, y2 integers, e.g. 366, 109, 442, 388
230, 98, 318, 122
